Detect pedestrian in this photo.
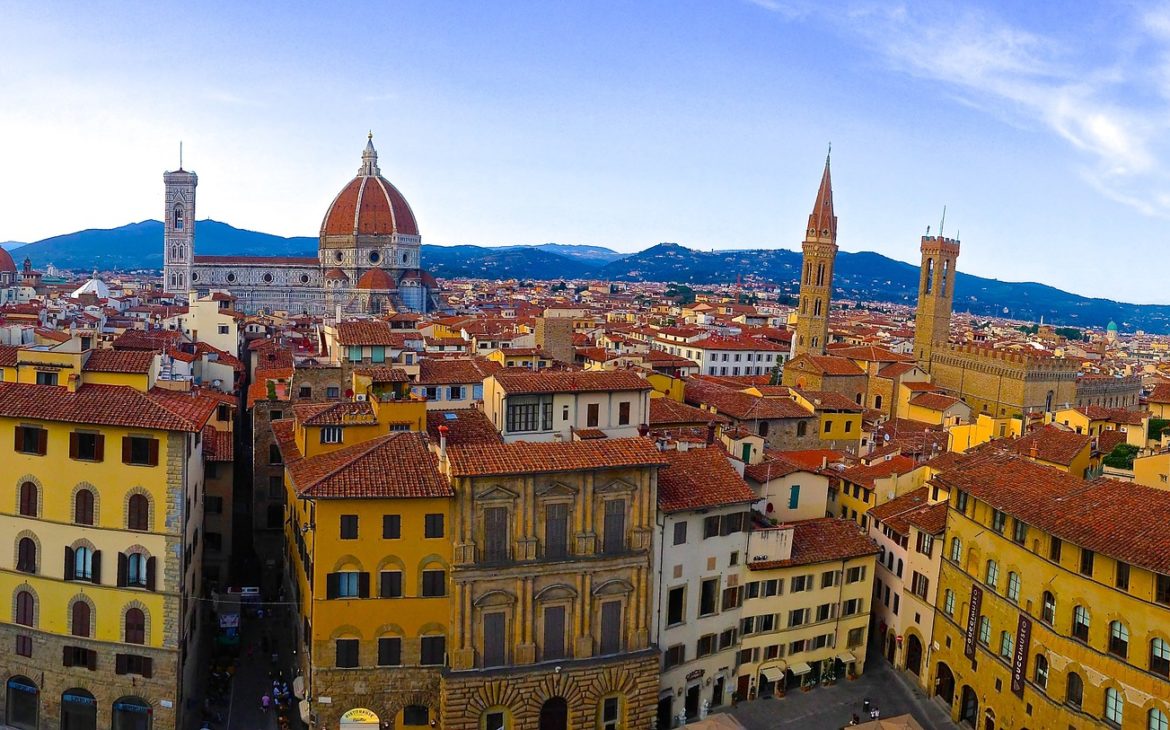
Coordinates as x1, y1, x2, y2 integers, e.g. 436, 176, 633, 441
871, 706, 880, 720
862, 697, 870, 713
261, 694, 271, 712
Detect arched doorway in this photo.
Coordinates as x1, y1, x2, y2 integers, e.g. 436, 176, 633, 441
959, 686, 979, 727
539, 698, 568, 730
983, 709, 996, 730
5, 675, 38, 730
905, 634, 923, 675
62, 688, 98, 730
112, 696, 152, 730
885, 632, 896, 663
935, 662, 955, 704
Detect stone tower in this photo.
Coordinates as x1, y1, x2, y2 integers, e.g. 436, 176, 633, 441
794, 152, 838, 356
914, 232, 960, 370
163, 165, 197, 295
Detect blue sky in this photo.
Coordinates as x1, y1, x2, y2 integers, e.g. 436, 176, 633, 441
1, 1, 1167, 302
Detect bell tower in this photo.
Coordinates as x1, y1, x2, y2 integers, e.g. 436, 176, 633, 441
794, 150, 838, 357
163, 156, 197, 296
914, 228, 960, 370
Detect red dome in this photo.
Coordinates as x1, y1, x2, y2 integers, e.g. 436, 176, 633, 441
355, 268, 395, 290
323, 267, 349, 281
320, 137, 419, 237
0, 248, 17, 274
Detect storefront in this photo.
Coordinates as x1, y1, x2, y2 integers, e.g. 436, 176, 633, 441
340, 707, 380, 729
5, 676, 38, 730
112, 696, 152, 730
61, 688, 98, 730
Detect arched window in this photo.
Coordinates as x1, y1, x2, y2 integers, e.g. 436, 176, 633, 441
74, 489, 94, 525
125, 608, 146, 644
71, 601, 91, 637
874, 395, 883, 410
15, 590, 34, 625
813, 298, 822, 317
1007, 572, 1020, 602
924, 258, 934, 294
1033, 654, 1048, 689
16, 536, 36, 573
18, 481, 37, 516
73, 546, 94, 580
1072, 605, 1090, 641
1066, 672, 1083, 708
796, 421, 807, 437
1109, 621, 1130, 658
985, 559, 999, 589
1150, 709, 1169, 730
174, 205, 184, 230
1151, 637, 1170, 676
896, 558, 904, 578
126, 553, 148, 588
127, 494, 149, 531
1041, 591, 1056, 624
758, 421, 769, 437
1104, 687, 1124, 725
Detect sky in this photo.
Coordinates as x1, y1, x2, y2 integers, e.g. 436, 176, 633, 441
1, 1, 1168, 302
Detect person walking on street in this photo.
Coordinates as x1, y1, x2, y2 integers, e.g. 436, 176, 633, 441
261, 694, 271, 712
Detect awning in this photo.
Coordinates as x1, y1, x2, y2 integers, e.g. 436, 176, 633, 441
298, 700, 311, 725
789, 661, 813, 676
837, 651, 857, 663
760, 666, 784, 683
292, 675, 305, 700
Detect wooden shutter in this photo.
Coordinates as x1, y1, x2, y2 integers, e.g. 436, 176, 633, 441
94, 434, 104, 461
483, 612, 506, 667
543, 605, 566, 660
326, 573, 340, 599
117, 553, 128, 587
69, 432, 79, 459
604, 500, 625, 553
545, 503, 568, 558
147, 438, 159, 466
122, 436, 132, 463
358, 572, 370, 598
115, 654, 127, 675
63, 647, 74, 667
145, 556, 157, 591
86, 649, 96, 670
600, 600, 622, 654
91, 551, 102, 584
36, 428, 47, 455
64, 547, 75, 581
14, 427, 24, 453
484, 507, 509, 561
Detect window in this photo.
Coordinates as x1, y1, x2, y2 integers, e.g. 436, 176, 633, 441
1006, 572, 1020, 602
978, 615, 990, 645
403, 705, 430, 725
18, 481, 38, 517
667, 586, 685, 626
821, 570, 838, 588
916, 532, 934, 557
999, 631, 1014, 658
327, 571, 366, 599
378, 637, 402, 666
911, 571, 930, 599
991, 509, 1006, 533
35, 371, 58, 386
1104, 686, 1123, 726
950, 537, 962, 562
1066, 672, 1083, 708
600, 696, 620, 730
1013, 519, 1028, 544
371, 346, 385, 363
586, 402, 600, 427
1041, 591, 1056, 624
506, 394, 552, 432
1115, 561, 1130, 591
663, 644, 685, 669
1152, 638, 1170, 676
848, 627, 865, 648
788, 485, 801, 509
15, 426, 47, 455
483, 507, 510, 562
699, 578, 719, 617
70, 432, 103, 461
954, 490, 969, 513
943, 589, 955, 616
125, 608, 145, 644
128, 495, 151, 531
320, 426, 342, 444
618, 401, 631, 426
347, 345, 362, 362
383, 514, 401, 539
326, 386, 340, 399
543, 605, 566, 661
1158, 574, 1170, 606
720, 512, 744, 536
70, 601, 91, 637
1049, 536, 1063, 562
1072, 605, 1090, 641
985, 560, 1000, 590
845, 565, 866, 584
788, 608, 808, 627
420, 635, 445, 665
298, 385, 312, 399
69, 546, 95, 581
425, 513, 444, 538
823, 420, 832, 433
719, 628, 737, 651
63, 646, 96, 670
483, 612, 506, 667
1109, 621, 1129, 658
796, 421, 807, 437
1151, 709, 1169, 730
696, 634, 716, 657
545, 503, 569, 558
722, 586, 741, 610
205, 496, 223, 515
340, 515, 358, 539
603, 500, 625, 553
842, 598, 863, 616
422, 569, 446, 597
379, 571, 403, 598
673, 521, 687, 546
16, 537, 36, 573
1080, 548, 1095, 577
335, 638, 359, 668
122, 436, 158, 466
791, 574, 810, 592
600, 600, 622, 654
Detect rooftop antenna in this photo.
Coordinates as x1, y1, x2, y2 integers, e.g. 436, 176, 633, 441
925, 225, 931, 236
179, 141, 184, 171
939, 205, 947, 238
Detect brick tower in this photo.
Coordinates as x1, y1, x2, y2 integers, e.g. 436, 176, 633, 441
914, 232, 960, 370
794, 152, 838, 356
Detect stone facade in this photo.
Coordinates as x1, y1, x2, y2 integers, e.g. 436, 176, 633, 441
794, 158, 837, 357
1075, 374, 1142, 409
928, 345, 1079, 416
251, 400, 288, 531
308, 665, 441, 728
914, 235, 960, 368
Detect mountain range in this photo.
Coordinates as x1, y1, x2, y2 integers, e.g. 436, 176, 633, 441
10, 219, 1170, 333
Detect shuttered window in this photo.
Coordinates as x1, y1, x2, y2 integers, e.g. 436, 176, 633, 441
483, 507, 510, 562
71, 602, 91, 637
122, 436, 158, 466
377, 637, 402, 666
125, 608, 145, 644
600, 600, 623, 655
483, 612, 506, 667
74, 489, 95, 525
15, 426, 47, 456
18, 481, 37, 516
543, 606, 566, 661
603, 500, 625, 554
127, 495, 150, 531
379, 571, 403, 598
545, 503, 569, 558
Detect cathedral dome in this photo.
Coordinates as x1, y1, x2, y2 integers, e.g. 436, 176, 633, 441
355, 267, 395, 290
0, 247, 17, 274
320, 135, 419, 238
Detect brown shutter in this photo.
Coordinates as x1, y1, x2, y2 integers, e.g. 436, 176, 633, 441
358, 572, 370, 598
91, 550, 101, 584
147, 438, 159, 466
94, 435, 105, 461
326, 573, 340, 599
69, 432, 79, 459
146, 556, 157, 591
14, 427, 23, 452
86, 649, 96, 670
122, 436, 132, 463
142, 657, 153, 678
117, 553, 128, 587
115, 654, 127, 675
36, 429, 47, 455
483, 612, 506, 667
543, 605, 566, 660
63, 646, 74, 667
64, 546, 75, 581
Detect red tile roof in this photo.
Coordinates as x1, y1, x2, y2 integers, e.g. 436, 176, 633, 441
833, 345, 912, 363
685, 380, 812, 421
796, 390, 864, 412
334, 321, 417, 346
492, 369, 650, 395
203, 426, 234, 462
786, 353, 866, 376
447, 437, 669, 477
293, 400, 376, 426
1074, 405, 1147, 426
1009, 425, 1092, 466
908, 392, 964, 411
743, 455, 809, 483
416, 358, 501, 385
657, 446, 756, 512
649, 398, 726, 427
0, 382, 212, 431
83, 349, 156, 374
354, 366, 411, 383
749, 518, 878, 569
113, 329, 182, 351
1096, 429, 1128, 455
279, 427, 451, 499
877, 361, 919, 379
840, 455, 918, 489
867, 487, 946, 535
426, 409, 502, 446
0, 345, 18, 368
1149, 383, 1170, 405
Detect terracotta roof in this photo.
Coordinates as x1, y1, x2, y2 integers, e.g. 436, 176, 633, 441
649, 398, 726, 427
658, 446, 756, 512
902, 381, 943, 392
868, 487, 935, 535
1073, 405, 1147, 425
833, 345, 912, 363
293, 400, 376, 426
192, 254, 320, 265
416, 358, 501, 385
685, 380, 812, 421
796, 390, 864, 412
1096, 429, 1128, 454
786, 353, 866, 376
426, 409, 502, 446
320, 156, 419, 237
1009, 425, 1092, 466
1149, 383, 1170, 405
203, 426, 234, 462
355, 267, 395, 290
0, 345, 18, 367
0, 382, 212, 431
113, 329, 182, 351
908, 392, 964, 411
743, 455, 809, 483
334, 321, 417, 347
279, 428, 451, 499
694, 335, 785, 352
447, 437, 669, 477
770, 449, 850, 470
34, 328, 70, 343
82, 349, 156, 374
932, 452, 1170, 574
749, 518, 878, 569
840, 455, 918, 489
492, 369, 650, 395
354, 366, 411, 383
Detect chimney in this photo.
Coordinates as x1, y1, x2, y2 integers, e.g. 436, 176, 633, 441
1029, 443, 1039, 459
638, 423, 650, 438
437, 425, 449, 464
706, 420, 716, 445
821, 456, 828, 470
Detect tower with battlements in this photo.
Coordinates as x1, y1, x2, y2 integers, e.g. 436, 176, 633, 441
914, 233, 960, 370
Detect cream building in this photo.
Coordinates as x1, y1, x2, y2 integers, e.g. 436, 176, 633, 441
483, 370, 651, 443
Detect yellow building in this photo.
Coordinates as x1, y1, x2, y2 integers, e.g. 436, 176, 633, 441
1051, 405, 1149, 447
485, 347, 554, 369
0, 342, 215, 730
836, 455, 923, 529
789, 389, 863, 449
947, 414, 1022, 453
738, 518, 878, 699
1133, 451, 1170, 491
929, 453, 1170, 729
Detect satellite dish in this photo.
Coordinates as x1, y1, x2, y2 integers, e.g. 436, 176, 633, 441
884, 434, 891, 442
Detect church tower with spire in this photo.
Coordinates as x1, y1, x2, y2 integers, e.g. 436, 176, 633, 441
162, 158, 197, 296
794, 152, 838, 356
914, 227, 960, 371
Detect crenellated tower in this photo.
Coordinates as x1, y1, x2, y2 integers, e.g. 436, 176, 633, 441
794, 151, 838, 356
914, 232, 960, 370
163, 165, 197, 295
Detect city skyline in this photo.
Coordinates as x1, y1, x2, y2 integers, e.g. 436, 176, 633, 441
2, 1, 1169, 302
